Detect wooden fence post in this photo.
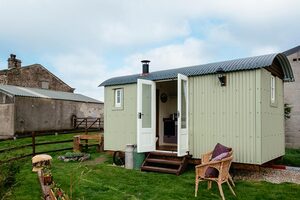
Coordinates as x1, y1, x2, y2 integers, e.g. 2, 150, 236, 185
85, 119, 88, 150
98, 118, 101, 130
73, 115, 77, 128
85, 118, 88, 134
32, 132, 36, 156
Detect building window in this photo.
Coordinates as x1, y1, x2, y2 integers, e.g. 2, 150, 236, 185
292, 58, 300, 62
114, 88, 123, 108
41, 81, 49, 89
271, 75, 276, 103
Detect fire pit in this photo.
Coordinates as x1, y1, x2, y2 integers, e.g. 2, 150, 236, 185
58, 152, 90, 162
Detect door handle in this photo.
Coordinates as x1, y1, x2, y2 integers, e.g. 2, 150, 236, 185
138, 112, 144, 119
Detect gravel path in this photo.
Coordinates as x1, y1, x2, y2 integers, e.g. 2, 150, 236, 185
233, 167, 300, 184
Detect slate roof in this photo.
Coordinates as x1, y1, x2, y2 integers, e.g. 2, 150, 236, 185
99, 53, 294, 87
283, 45, 300, 56
0, 84, 102, 103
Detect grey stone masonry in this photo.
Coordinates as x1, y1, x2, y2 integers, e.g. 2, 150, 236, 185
0, 54, 74, 92
284, 49, 300, 148
8, 54, 21, 69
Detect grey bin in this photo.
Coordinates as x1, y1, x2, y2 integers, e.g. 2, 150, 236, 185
133, 146, 145, 170
125, 144, 134, 169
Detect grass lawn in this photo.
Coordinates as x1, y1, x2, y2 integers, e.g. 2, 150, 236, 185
0, 132, 91, 161
1, 149, 299, 200
276, 148, 300, 167
1, 134, 300, 200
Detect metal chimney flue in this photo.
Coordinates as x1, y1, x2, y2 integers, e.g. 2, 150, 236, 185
141, 60, 150, 75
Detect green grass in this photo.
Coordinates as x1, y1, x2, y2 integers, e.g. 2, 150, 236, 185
275, 149, 300, 167
2, 149, 300, 200
0, 132, 92, 161
1, 135, 300, 200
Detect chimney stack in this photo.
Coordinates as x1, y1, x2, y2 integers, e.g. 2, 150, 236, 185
8, 54, 21, 69
141, 60, 150, 75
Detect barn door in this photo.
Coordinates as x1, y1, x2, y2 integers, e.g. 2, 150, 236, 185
177, 74, 189, 156
137, 79, 156, 153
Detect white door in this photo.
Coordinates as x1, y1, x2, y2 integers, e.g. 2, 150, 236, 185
177, 74, 189, 156
137, 79, 156, 153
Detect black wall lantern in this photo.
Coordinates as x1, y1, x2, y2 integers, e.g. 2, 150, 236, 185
216, 67, 227, 86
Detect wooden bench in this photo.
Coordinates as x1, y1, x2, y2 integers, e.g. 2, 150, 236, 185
73, 134, 103, 152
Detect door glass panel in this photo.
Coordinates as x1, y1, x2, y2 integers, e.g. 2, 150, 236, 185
142, 84, 152, 128
181, 79, 187, 129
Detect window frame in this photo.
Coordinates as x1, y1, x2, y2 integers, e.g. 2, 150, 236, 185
270, 75, 276, 104
114, 88, 123, 108
41, 81, 49, 89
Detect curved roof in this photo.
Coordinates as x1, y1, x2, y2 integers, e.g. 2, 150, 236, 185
99, 53, 294, 87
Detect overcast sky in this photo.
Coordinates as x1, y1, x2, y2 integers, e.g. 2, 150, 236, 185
0, 0, 299, 101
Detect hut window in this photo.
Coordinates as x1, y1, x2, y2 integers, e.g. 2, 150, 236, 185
114, 88, 123, 108
271, 75, 276, 103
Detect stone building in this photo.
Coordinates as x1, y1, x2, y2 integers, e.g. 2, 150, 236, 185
0, 54, 74, 92
0, 85, 103, 138
0, 54, 103, 138
284, 46, 300, 148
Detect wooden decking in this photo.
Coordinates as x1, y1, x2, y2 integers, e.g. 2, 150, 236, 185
141, 151, 190, 175
156, 145, 177, 151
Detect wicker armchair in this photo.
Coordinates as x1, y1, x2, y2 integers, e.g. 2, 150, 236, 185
195, 154, 236, 200
201, 150, 235, 187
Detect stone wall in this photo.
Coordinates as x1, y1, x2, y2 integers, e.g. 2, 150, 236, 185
14, 97, 103, 134
5, 64, 74, 92
0, 104, 14, 137
0, 72, 7, 84
284, 51, 300, 148
0, 92, 14, 104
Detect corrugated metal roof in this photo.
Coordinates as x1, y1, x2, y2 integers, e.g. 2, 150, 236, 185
99, 53, 294, 87
283, 45, 300, 56
0, 85, 102, 103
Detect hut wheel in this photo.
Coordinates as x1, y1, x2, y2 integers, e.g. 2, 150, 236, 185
113, 151, 125, 166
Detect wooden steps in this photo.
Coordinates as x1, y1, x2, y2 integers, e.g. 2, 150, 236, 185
141, 151, 190, 175
146, 158, 181, 165
148, 151, 178, 157
141, 166, 178, 174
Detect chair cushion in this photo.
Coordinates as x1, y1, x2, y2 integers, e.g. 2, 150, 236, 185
212, 152, 229, 161
211, 143, 231, 159
205, 143, 231, 178
205, 167, 219, 178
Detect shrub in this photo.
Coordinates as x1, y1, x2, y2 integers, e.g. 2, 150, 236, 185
284, 103, 292, 120
0, 161, 21, 197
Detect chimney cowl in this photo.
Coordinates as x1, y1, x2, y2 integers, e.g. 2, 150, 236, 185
141, 60, 150, 75
8, 54, 21, 69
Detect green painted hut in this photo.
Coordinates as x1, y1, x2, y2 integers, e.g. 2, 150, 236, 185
99, 53, 294, 165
